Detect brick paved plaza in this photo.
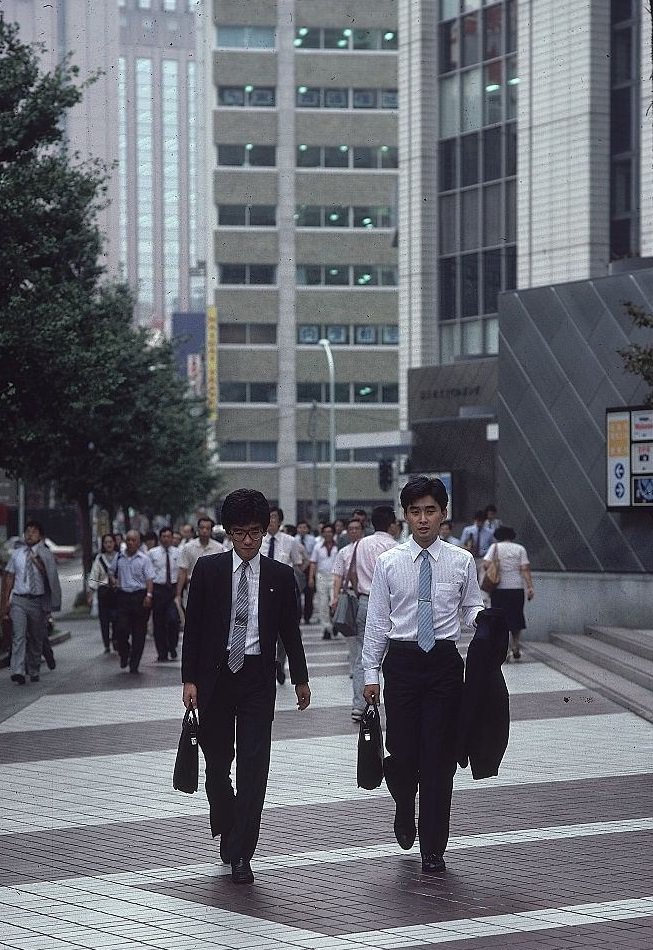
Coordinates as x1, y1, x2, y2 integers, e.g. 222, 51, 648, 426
1, 603, 652, 950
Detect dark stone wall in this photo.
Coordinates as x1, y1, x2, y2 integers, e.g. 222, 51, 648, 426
498, 268, 653, 573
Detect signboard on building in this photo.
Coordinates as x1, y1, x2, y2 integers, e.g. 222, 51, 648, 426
205, 305, 218, 420
606, 407, 653, 509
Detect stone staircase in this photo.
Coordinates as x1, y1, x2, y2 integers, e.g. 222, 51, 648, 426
528, 625, 653, 724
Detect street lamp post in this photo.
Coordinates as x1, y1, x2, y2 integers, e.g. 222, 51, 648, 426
318, 338, 337, 521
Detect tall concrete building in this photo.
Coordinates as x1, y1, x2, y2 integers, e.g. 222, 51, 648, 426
203, 0, 400, 521
398, 0, 648, 426
5, 0, 204, 334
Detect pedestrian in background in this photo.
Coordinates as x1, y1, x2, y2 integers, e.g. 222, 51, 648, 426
308, 522, 339, 640
1, 520, 62, 685
483, 526, 534, 661
484, 504, 502, 534
261, 507, 305, 683
142, 530, 158, 551
149, 527, 181, 662
176, 517, 224, 609
87, 533, 119, 654
439, 520, 460, 545
113, 529, 155, 674
295, 520, 316, 624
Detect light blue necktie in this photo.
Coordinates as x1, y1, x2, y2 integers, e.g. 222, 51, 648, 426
228, 563, 249, 672
417, 549, 435, 653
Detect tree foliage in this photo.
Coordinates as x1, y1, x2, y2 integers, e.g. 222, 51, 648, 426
0, 17, 219, 572
619, 303, 653, 408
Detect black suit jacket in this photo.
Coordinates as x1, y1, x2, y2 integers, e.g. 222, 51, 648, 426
182, 551, 309, 710
457, 608, 510, 780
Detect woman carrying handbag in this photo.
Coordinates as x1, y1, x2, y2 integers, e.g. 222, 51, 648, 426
482, 526, 534, 661
87, 533, 120, 653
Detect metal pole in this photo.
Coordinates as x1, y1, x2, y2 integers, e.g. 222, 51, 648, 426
318, 339, 337, 521
18, 479, 25, 537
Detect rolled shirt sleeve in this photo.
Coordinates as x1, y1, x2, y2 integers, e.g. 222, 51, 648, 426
460, 553, 484, 628
362, 558, 392, 685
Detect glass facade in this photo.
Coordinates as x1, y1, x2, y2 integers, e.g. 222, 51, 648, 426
610, 0, 640, 259
118, 57, 127, 275
187, 61, 197, 270
162, 60, 179, 314
437, 0, 517, 360
135, 58, 154, 306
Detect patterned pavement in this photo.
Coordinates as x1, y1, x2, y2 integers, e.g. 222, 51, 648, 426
1, 603, 652, 950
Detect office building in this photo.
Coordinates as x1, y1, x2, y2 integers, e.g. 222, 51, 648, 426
204, 0, 400, 520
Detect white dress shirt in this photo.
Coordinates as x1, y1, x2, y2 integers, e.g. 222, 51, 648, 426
178, 537, 224, 578
484, 541, 529, 589
115, 551, 156, 592
5, 544, 46, 596
354, 530, 397, 596
149, 544, 181, 585
228, 551, 261, 655
260, 530, 296, 566
362, 536, 484, 685
310, 540, 339, 574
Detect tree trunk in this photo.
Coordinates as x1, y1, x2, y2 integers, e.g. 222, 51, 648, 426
77, 496, 93, 585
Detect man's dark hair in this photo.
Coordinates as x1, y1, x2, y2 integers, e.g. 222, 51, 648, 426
485, 504, 497, 515
143, 530, 158, 543
474, 509, 485, 521
158, 526, 173, 538
493, 525, 516, 542
297, 519, 310, 530
321, 522, 335, 533
371, 505, 396, 532
347, 517, 363, 529
352, 508, 367, 520
400, 476, 448, 512
440, 519, 453, 528
25, 519, 44, 537
221, 489, 271, 532
197, 516, 215, 528
270, 506, 284, 522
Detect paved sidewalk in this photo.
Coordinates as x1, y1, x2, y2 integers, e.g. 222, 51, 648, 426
0, 611, 652, 950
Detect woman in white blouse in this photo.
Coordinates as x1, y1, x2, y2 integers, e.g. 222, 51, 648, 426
483, 526, 534, 660
87, 534, 119, 653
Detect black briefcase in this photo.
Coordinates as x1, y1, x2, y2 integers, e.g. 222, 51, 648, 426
357, 702, 384, 790
173, 704, 199, 793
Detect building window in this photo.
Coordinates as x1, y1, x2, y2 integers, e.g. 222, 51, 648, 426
296, 265, 398, 287
217, 26, 276, 49
354, 383, 379, 403
297, 324, 320, 344
219, 264, 276, 284
294, 27, 398, 50
219, 382, 247, 402
135, 58, 154, 307
218, 86, 276, 107
219, 323, 277, 344
355, 325, 378, 345
217, 144, 276, 167
218, 204, 277, 226
296, 144, 398, 169
162, 59, 179, 315
296, 86, 398, 109
220, 441, 247, 462
294, 205, 393, 228
297, 383, 323, 402
220, 441, 277, 462
326, 325, 349, 344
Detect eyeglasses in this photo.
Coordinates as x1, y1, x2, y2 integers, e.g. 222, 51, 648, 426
230, 528, 264, 541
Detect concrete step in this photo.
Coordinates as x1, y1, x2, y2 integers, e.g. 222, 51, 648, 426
584, 625, 653, 662
528, 641, 653, 725
550, 632, 653, 692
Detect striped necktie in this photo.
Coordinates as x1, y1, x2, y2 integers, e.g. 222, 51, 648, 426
417, 549, 435, 653
268, 534, 275, 560
228, 563, 249, 672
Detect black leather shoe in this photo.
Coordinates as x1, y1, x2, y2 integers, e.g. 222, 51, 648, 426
120, 656, 129, 669
422, 853, 446, 873
275, 661, 285, 684
11, 674, 26, 685
45, 653, 56, 670
219, 836, 230, 864
394, 809, 416, 851
231, 858, 254, 884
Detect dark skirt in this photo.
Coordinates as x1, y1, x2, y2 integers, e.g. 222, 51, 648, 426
490, 587, 526, 633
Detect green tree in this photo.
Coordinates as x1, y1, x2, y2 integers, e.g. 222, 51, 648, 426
619, 303, 653, 408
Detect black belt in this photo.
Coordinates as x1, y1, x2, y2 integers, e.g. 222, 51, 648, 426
388, 638, 456, 652
14, 593, 44, 599
154, 583, 174, 589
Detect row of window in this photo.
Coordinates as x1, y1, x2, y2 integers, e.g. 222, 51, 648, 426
440, 1, 517, 72
439, 245, 516, 320
216, 204, 394, 229
439, 58, 518, 137
120, 0, 193, 9
440, 124, 516, 192
440, 0, 512, 21
217, 86, 399, 110
217, 265, 400, 287
216, 143, 398, 170
214, 26, 398, 51
216, 323, 399, 347
297, 324, 398, 346
220, 441, 394, 464
294, 27, 398, 51
295, 205, 394, 229
218, 382, 399, 404
439, 179, 516, 254
440, 316, 499, 363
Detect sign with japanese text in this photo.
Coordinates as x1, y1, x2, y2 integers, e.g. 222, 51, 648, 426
606, 407, 653, 509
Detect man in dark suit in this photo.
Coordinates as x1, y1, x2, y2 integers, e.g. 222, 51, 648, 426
182, 489, 310, 885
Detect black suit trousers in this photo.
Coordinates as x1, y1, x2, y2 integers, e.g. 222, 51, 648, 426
198, 655, 275, 862
152, 584, 179, 659
382, 640, 463, 858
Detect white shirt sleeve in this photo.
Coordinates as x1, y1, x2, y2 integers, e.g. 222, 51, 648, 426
460, 554, 485, 628
362, 558, 392, 685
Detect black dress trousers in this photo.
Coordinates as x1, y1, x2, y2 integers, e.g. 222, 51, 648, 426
198, 654, 276, 862
382, 639, 464, 858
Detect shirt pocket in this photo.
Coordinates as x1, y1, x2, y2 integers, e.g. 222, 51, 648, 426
434, 582, 461, 612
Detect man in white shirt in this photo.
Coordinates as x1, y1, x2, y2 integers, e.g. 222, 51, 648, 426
176, 517, 225, 604
261, 507, 304, 684
363, 476, 484, 875
295, 520, 316, 623
334, 508, 397, 722
148, 527, 182, 662
308, 523, 339, 639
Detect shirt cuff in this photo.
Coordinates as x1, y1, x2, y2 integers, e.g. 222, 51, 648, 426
364, 669, 380, 685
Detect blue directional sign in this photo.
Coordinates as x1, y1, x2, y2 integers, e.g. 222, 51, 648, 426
614, 463, 625, 480
615, 482, 625, 499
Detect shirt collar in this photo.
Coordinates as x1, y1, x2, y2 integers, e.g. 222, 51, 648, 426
232, 550, 261, 573
408, 535, 442, 562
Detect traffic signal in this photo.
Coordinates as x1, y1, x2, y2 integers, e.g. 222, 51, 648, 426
378, 458, 393, 492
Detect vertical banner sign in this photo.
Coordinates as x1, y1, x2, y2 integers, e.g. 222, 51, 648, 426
606, 410, 630, 507
631, 409, 653, 507
205, 305, 218, 420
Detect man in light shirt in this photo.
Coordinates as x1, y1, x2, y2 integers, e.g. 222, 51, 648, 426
176, 517, 225, 606
363, 476, 483, 875
261, 507, 304, 684
333, 508, 397, 722
149, 527, 182, 662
